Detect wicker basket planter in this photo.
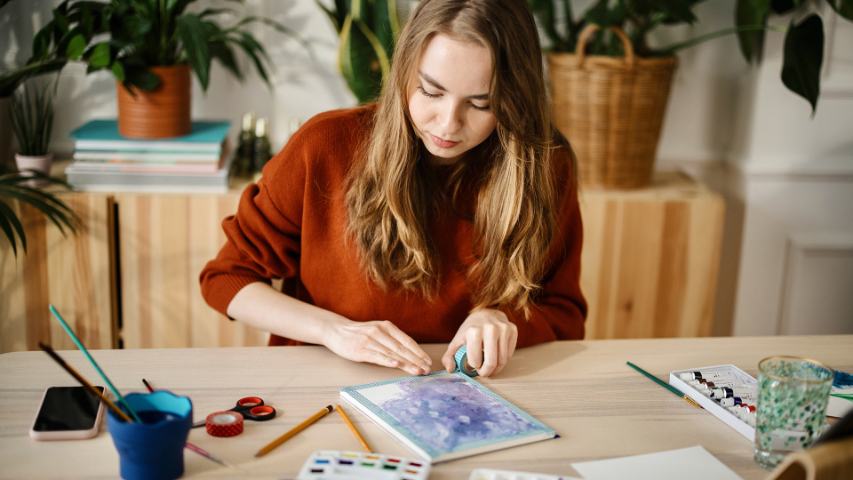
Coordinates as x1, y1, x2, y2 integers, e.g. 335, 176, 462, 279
549, 25, 677, 189
117, 65, 191, 139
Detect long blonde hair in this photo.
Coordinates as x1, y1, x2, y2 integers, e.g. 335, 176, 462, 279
346, 0, 569, 314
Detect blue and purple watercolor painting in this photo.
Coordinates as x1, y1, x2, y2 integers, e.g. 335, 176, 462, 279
342, 372, 555, 459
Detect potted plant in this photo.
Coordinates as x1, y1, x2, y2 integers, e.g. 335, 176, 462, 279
528, 1, 756, 188
28, 0, 297, 138
0, 1, 65, 171
316, 0, 400, 103
12, 82, 55, 183
529, 1, 853, 188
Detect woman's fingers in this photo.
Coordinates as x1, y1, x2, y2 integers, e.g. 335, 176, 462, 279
464, 328, 484, 373
441, 337, 465, 372
376, 321, 433, 371
478, 324, 500, 377
357, 321, 430, 374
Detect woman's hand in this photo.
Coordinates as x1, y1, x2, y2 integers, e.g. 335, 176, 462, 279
441, 308, 518, 377
321, 318, 433, 376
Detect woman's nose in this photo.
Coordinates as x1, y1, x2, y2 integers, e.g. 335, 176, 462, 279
437, 103, 462, 135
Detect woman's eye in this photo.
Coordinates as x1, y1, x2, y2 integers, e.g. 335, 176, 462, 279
418, 86, 440, 98
471, 103, 490, 111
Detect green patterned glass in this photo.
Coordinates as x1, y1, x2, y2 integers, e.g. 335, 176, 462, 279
754, 356, 833, 469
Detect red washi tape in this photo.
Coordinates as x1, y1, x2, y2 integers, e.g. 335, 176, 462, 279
206, 411, 244, 437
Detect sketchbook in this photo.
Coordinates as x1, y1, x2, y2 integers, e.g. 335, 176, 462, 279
340, 371, 557, 463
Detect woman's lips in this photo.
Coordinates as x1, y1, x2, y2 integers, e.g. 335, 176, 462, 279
430, 134, 460, 149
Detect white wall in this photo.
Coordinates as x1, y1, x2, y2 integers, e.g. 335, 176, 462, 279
3, 1, 852, 336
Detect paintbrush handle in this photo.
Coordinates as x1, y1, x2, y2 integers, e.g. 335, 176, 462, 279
49, 304, 141, 423
38, 342, 133, 423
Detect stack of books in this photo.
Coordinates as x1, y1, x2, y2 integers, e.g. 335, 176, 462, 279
67, 119, 232, 193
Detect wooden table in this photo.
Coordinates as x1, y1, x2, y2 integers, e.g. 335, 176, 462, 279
2, 336, 850, 479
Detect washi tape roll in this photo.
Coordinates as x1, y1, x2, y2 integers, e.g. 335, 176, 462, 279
206, 411, 244, 437
454, 345, 478, 377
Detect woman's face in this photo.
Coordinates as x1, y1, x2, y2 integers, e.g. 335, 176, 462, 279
408, 34, 497, 166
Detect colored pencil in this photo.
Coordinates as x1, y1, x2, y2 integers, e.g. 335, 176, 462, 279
48, 304, 142, 422
38, 342, 133, 423
255, 405, 333, 457
336, 404, 372, 452
627, 361, 702, 409
141, 379, 235, 469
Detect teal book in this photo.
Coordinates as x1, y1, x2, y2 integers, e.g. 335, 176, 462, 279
71, 119, 230, 153
340, 372, 557, 463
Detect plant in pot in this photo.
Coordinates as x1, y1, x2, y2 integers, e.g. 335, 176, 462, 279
29, 0, 297, 139
0, 1, 66, 170
2, 83, 78, 258
12, 82, 55, 183
529, 0, 853, 188
316, 0, 400, 103
528, 1, 771, 189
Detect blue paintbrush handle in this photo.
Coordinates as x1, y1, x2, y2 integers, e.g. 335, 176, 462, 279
48, 304, 141, 423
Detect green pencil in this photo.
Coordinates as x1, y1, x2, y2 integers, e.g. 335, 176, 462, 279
627, 361, 702, 409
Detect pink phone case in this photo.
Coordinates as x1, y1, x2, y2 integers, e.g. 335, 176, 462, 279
29, 387, 106, 441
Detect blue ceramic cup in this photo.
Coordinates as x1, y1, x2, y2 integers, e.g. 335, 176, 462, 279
106, 391, 193, 480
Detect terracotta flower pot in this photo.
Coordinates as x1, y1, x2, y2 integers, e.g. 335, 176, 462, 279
15, 153, 53, 187
117, 65, 191, 139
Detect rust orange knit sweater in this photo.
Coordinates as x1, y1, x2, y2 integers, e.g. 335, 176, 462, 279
199, 105, 587, 347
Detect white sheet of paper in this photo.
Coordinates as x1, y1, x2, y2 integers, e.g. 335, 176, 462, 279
571, 446, 742, 480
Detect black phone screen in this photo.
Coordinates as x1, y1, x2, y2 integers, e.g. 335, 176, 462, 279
32, 386, 104, 431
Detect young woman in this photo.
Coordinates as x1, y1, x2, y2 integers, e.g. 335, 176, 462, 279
200, 0, 586, 378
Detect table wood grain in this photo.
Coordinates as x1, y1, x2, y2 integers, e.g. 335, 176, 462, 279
2, 336, 850, 479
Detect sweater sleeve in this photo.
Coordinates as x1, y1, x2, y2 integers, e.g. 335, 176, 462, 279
198, 123, 311, 316
506, 147, 588, 347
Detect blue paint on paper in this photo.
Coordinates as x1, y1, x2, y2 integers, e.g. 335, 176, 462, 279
379, 375, 540, 452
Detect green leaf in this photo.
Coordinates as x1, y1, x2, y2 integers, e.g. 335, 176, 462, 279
339, 16, 384, 103
0, 200, 25, 256
65, 34, 87, 59
781, 14, 823, 115
88, 42, 111, 68
209, 41, 242, 81
124, 66, 161, 91
31, 20, 56, 60
828, 0, 853, 21
736, 0, 769, 63
316, 0, 341, 32
111, 61, 126, 82
769, 0, 801, 14
371, 0, 397, 57
233, 32, 270, 85
176, 13, 212, 91
529, 0, 567, 51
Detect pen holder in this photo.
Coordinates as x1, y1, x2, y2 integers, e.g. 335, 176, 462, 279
107, 391, 193, 480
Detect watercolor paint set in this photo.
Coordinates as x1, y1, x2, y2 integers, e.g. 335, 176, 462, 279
468, 468, 577, 479
296, 450, 430, 480
669, 364, 757, 440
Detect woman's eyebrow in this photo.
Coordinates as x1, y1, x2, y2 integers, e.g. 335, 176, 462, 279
419, 71, 489, 100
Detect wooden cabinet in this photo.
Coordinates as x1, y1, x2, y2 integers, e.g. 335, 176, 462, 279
1, 172, 724, 352
0, 193, 115, 352
116, 192, 267, 348
580, 172, 724, 338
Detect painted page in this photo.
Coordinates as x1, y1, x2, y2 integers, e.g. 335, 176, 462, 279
340, 372, 556, 463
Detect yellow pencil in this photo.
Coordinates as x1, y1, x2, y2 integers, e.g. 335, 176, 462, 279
336, 404, 372, 453
254, 405, 333, 457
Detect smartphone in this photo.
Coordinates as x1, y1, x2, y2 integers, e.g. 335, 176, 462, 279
30, 386, 105, 440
